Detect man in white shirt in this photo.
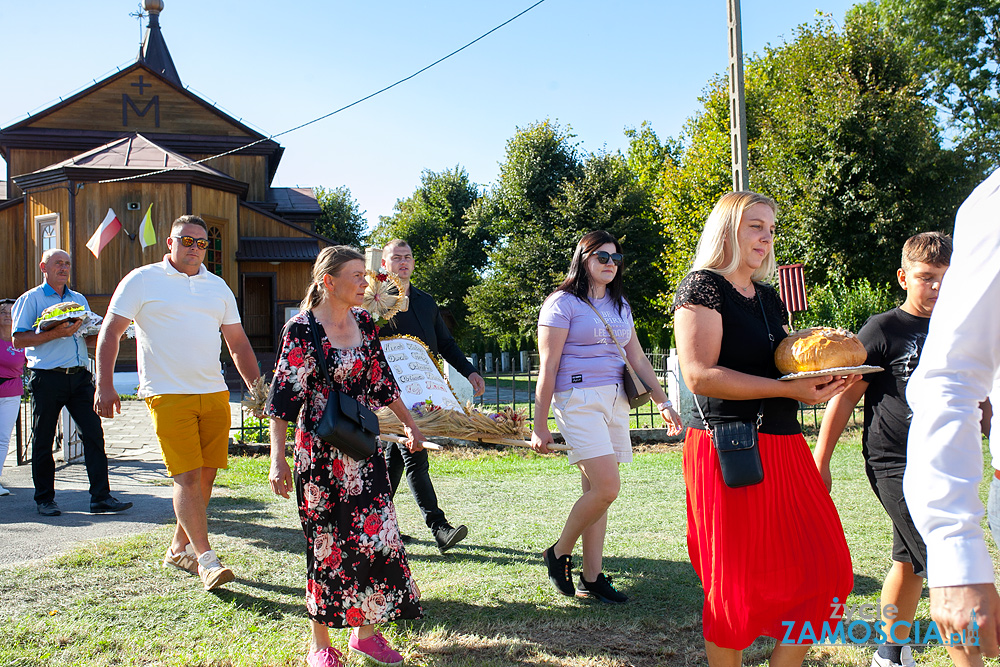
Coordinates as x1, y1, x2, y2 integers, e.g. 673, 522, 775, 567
94, 215, 260, 591
904, 168, 1000, 660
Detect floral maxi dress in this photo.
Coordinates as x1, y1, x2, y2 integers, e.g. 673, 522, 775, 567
265, 308, 422, 628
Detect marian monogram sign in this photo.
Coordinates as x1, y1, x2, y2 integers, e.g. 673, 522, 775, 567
379, 336, 463, 413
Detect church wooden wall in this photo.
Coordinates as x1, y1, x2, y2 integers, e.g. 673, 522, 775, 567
27, 68, 252, 138
6, 149, 80, 198
71, 181, 188, 298
239, 204, 311, 237
189, 154, 267, 201
240, 260, 314, 302
0, 201, 25, 298
191, 185, 239, 292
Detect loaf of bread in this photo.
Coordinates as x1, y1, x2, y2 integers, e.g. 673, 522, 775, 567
774, 326, 867, 374
37, 301, 85, 331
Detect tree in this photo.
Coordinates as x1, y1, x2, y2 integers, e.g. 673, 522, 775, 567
652, 6, 978, 300
466, 121, 666, 345
314, 185, 367, 246
367, 167, 487, 345
879, 0, 1000, 167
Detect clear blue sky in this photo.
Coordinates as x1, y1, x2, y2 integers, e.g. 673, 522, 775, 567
0, 0, 858, 227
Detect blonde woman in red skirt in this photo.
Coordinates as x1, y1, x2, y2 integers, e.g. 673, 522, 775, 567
673, 191, 859, 666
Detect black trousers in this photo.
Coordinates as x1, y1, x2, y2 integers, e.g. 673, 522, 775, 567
385, 440, 447, 531
29, 369, 110, 505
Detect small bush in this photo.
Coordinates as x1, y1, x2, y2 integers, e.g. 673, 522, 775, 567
795, 276, 898, 333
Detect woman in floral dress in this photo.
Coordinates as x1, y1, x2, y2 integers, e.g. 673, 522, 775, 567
266, 245, 425, 667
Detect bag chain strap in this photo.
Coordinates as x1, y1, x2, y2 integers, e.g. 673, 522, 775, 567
583, 299, 645, 391
695, 287, 774, 436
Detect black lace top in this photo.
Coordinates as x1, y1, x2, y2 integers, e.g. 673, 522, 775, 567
673, 269, 800, 435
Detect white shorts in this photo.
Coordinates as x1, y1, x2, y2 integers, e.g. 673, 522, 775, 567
553, 383, 632, 465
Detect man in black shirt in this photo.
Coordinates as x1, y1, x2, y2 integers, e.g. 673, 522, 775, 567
379, 240, 485, 553
814, 232, 955, 667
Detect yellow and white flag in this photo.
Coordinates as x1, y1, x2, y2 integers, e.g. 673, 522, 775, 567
139, 203, 156, 249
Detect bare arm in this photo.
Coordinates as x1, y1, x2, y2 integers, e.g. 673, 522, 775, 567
813, 379, 868, 491
623, 329, 683, 434
13, 320, 83, 349
221, 323, 261, 390
268, 418, 293, 498
531, 325, 569, 454
674, 303, 848, 405
93, 313, 132, 418
386, 396, 426, 452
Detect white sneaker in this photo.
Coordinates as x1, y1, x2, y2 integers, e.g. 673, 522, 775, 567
872, 646, 915, 667
0, 483, 9, 496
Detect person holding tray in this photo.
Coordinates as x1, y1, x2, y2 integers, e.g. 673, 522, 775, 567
266, 245, 424, 667
814, 232, 978, 667
531, 230, 682, 604
673, 191, 857, 666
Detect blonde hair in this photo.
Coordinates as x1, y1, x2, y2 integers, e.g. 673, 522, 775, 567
300, 245, 365, 310
691, 191, 778, 283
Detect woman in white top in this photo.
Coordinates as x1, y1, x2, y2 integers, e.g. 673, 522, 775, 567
531, 230, 682, 603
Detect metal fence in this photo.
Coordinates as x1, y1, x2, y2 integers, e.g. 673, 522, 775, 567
224, 350, 856, 445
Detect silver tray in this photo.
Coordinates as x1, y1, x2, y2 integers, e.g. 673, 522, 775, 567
777, 365, 883, 381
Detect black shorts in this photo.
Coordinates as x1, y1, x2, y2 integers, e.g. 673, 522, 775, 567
867, 468, 927, 577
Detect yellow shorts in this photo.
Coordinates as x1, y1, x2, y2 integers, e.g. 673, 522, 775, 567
145, 391, 231, 477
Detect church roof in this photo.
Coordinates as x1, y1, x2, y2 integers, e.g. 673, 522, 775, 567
137, 2, 181, 87
37, 133, 230, 175
266, 187, 322, 215
13, 133, 247, 195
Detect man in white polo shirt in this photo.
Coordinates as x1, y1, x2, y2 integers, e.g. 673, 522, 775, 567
94, 215, 260, 591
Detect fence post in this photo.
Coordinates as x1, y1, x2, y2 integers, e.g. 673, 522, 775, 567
501, 351, 511, 372
519, 350, 531, 373
484, 353, 494, 373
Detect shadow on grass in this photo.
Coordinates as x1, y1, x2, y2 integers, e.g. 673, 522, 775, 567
213, 583, 304, 619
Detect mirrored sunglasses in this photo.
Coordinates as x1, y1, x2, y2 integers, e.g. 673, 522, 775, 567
172, 235, 210, 249
589, 250, 623, 266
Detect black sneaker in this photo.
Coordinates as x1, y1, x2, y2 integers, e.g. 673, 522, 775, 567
37, 501, 61, 516
576, 572, 628, 604
543, 543, 575, 596
89, 496, 133, 514
433, 523, 468, 553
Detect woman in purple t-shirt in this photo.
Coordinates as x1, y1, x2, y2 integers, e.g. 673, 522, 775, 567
531, 230, 682, 603
0, 299, 26, 496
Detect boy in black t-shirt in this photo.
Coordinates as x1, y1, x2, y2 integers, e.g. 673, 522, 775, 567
815, 232, 959, 667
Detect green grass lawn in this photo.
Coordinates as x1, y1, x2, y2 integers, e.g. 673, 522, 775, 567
1, 427, 997, 666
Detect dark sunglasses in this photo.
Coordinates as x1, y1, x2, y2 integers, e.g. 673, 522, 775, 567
172, 235, 210, 250
588, 250, 623, 266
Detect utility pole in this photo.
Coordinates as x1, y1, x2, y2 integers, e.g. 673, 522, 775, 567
727, 0, 749, 191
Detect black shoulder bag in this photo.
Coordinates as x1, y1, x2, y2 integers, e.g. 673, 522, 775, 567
306, 310, 380, 461
694, 291, 774, 488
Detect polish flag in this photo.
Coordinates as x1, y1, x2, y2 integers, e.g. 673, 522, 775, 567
86, 208, 122, 258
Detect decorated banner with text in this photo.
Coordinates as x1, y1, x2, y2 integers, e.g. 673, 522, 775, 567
379, 336, 463, 414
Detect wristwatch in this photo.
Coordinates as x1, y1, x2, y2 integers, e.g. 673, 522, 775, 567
656, 400, 672, 412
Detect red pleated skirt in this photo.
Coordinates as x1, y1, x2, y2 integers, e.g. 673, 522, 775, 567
683, 428, 853, 650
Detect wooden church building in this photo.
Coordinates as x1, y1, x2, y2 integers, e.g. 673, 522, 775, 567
0, 0, 331, 365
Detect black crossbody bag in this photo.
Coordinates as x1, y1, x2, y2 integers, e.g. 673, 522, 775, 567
306, 310, 380, 461
694, 293, 775, 488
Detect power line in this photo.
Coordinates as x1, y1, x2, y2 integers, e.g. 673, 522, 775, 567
98, 0, 549, 185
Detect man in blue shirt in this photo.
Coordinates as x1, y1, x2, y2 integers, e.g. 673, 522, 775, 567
12, 248, 131, 516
